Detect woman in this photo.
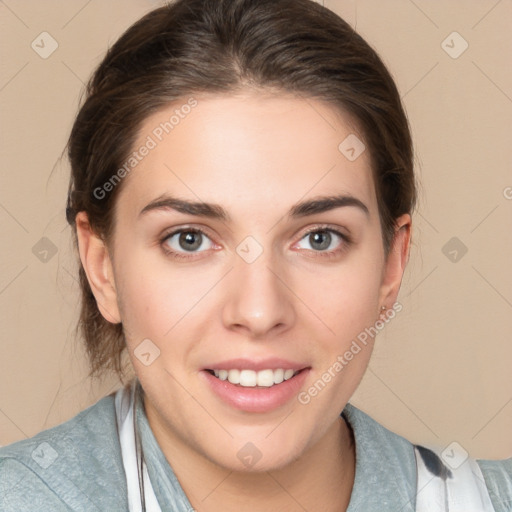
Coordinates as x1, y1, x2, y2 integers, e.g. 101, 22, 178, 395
0, 0, 510, 510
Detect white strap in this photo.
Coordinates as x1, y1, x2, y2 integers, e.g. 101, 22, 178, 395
414, 444, 495, 511
114, 380, 163, 512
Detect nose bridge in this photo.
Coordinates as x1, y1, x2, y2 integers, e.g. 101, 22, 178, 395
222, 239, 295, 336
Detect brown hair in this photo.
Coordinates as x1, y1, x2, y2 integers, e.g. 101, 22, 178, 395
65, 0, 417, 382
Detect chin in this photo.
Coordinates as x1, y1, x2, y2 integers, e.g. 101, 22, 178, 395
203, 429, 311, 474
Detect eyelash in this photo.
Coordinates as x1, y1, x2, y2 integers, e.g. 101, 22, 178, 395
159, 225, 352, 261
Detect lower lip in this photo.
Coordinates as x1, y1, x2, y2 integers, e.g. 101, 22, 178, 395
201, 369, 310, 413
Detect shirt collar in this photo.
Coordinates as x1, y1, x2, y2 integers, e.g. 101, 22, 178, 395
342, 402, 416, 511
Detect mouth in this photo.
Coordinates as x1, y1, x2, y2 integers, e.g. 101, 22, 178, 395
200, 358, 311, 412
205, 368, 304, 388
201, 365, 310, 413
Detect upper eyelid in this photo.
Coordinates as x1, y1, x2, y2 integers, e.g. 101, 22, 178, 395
163, 223, 346, 237
162, 224, 216, 240
300, 224, 348, 237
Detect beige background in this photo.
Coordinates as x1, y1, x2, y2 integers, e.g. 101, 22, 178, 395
1, 0, 511, 460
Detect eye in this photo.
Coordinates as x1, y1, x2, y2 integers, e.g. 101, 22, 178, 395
160, 228, 216, 259
294, 227, 350, 257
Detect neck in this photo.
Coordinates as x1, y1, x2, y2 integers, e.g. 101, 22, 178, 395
144, 396, 355, 512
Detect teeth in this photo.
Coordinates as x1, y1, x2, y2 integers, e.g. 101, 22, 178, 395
239, 369, 257, 387
210, 368, 299, 387
228, 369, 240, 384
273, 368, 284, 384
257, 369, 274, 387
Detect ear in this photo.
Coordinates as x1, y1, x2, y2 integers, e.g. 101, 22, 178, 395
377, 213, 412, 313
75, 211, 121, 324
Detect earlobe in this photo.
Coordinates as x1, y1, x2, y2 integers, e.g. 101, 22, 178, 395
75, 211, 121, 324
378, 214, 412, 313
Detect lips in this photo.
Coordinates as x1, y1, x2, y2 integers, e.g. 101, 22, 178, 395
201, 358, 310, 412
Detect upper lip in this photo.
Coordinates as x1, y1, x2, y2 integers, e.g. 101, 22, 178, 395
204, 358, 309, 372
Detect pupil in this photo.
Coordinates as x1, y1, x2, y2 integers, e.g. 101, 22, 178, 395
179, 231, 201, 251
311, 231, 330, 251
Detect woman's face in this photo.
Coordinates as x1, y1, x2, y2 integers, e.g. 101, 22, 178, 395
79, 91, 410, 472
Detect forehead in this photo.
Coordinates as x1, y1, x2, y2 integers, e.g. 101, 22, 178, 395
115, 91, 376, 221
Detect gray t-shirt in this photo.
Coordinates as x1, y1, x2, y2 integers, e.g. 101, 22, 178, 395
1, 386, 510, 511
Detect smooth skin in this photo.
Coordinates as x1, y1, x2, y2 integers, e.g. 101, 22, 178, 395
76, 90, 411, 512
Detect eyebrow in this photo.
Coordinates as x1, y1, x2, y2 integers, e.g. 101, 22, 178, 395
138, 193, 369, 221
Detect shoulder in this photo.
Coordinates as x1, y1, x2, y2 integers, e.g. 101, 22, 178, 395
0, 392, 128, 511
477, 456, 512, 512
343, 403, 512, 512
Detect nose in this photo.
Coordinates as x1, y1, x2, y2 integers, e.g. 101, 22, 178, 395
221, 248, 296, 339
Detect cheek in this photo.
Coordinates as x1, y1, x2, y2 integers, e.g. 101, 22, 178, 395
112, 248, 170, 338
296, 254, 383, 341
113, 252, 218, 342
